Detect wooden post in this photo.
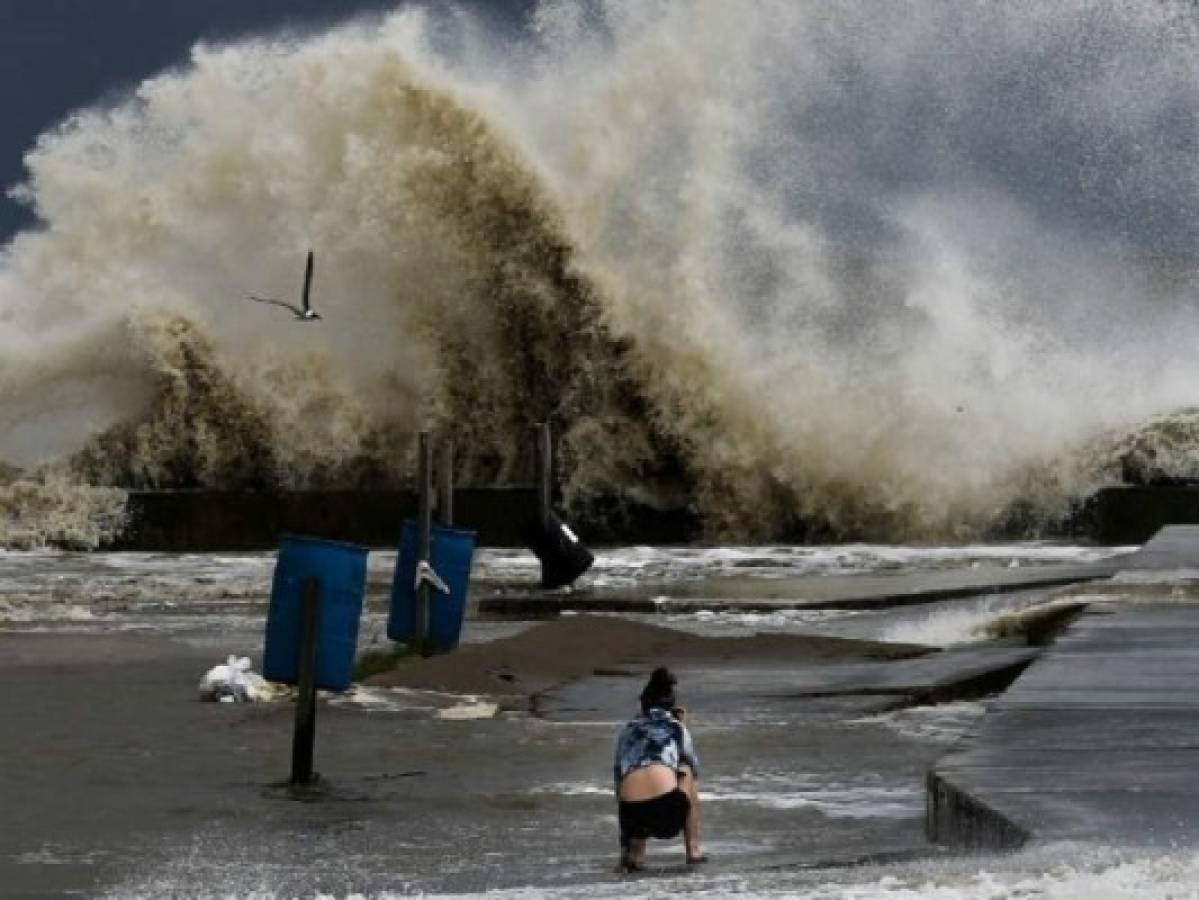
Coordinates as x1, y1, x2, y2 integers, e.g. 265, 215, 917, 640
438, 439, 454, 527
290, 576, 321, 786
536, 422, 552, 531
416, 432, 433, 657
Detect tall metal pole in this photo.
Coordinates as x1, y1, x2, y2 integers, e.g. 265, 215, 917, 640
438, 439, 454, 527
290, 576, 321, 786
416, 432, 433, 657
536, 422, 552, 531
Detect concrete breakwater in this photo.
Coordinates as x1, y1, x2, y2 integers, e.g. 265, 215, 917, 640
111, 488, 538, 550
928, 526, 1199, 849
108, 489, 701, 550
1089, 485, 1199, 544
101, 482, 1199, 551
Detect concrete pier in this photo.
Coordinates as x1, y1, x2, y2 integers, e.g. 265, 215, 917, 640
477, 560, 1122, 616
928, 526, 1199, 849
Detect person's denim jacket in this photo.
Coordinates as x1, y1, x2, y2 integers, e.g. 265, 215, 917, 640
613, 707, 700, 791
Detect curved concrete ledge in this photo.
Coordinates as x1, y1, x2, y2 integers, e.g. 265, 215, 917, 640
925, 603, 1199, 850
477, 563, 1117, 616
926, 527, 1199, 851
925, 769, 1028, 850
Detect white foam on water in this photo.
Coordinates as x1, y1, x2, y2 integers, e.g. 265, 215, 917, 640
328, 684, 494, 715
0, 544, 1116, 630
0, 597, 98, 624
15, 845, 110, 866
1111, 568, 1199, 585
876, 593, 1045, 647
328, 685, 437, 713
534, 772, 921, 820
661, 607, 865, 636
850, 701, 988, 744
574, 544, 1124, 589
413, 844, 1199, 899
703, 772, 922, 820
704, 786, 919, 819
0, 551, 276, 616
436, 699, 499, 720
123, 845, 1199, 898
804, 845, 1199, 900
99, 822, 1199, 899
529, 781, 611, 797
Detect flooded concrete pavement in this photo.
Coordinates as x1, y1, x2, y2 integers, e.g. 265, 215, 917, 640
0, 543, 1149, 897
0, 622, 1025, 897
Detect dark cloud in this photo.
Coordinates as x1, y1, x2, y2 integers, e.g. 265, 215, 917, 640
0, 0, 534, 242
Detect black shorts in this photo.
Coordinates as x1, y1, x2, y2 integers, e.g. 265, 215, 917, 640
619, 789, 690, 845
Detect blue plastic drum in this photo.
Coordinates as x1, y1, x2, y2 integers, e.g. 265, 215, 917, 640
388, 521, 477, 651
263, 535, 368, 691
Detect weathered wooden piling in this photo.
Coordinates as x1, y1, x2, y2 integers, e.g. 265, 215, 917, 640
535, 422, 552, 531
289, 576, 321, 786
438, 439, 454, 526
415, 432, 434, 658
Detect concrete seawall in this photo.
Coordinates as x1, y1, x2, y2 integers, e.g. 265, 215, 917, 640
1090, 484, 1199, 544
928, 526, 1199, 849
108, 489, 701, 550
103, 484, 1199, 550
111, 488, 538, 550
925, 770, 1029, 850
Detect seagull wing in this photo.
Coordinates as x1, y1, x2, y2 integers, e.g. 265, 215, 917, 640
248, 296, 304, 317
301, 250, 315, 315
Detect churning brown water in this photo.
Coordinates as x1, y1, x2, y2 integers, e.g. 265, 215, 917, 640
4, 2, 1199, 546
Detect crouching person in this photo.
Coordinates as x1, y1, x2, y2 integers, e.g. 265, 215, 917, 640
613, 667, 707, 871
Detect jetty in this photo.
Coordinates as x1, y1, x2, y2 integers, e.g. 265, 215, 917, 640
928, 525, 1199, 848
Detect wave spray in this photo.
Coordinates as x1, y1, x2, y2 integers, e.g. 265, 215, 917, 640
4, 1, 1199, 545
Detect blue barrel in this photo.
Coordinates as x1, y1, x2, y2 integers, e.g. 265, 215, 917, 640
388, 521, 476, 651
263, 535, 368, 691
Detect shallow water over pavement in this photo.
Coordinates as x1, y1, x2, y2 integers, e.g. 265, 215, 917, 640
0, 543, 1168, 898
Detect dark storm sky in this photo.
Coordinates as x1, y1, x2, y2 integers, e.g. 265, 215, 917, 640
0, 0, 532, 244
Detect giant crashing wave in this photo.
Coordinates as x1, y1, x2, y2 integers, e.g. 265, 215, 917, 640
4, 2, 1199, 548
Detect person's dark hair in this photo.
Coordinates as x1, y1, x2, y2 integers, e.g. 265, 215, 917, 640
640, 666, 677, 714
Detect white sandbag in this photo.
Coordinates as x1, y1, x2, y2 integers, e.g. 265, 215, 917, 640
198, 655, 276, 703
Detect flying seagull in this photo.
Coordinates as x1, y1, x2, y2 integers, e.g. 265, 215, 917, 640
249, 250, 322, 321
